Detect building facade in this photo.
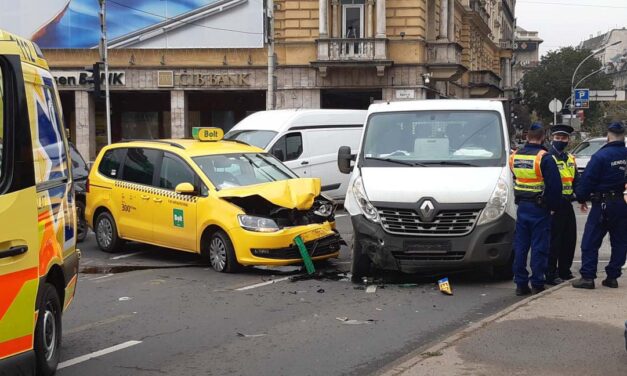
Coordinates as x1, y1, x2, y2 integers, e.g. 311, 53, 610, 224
8, 0, 516, 160
512, 26, 542, 87
579, 28, 627, 91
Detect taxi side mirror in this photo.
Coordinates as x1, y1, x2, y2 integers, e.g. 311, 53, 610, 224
175, 182, 196, 195
338, 146, 355, 174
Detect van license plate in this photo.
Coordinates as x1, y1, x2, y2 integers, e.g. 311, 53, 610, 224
404, 241, 451, 253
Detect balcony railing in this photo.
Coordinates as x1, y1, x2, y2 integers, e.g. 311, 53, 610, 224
316, 38, 390, 61
469, 0, 490, 26
499, 40, 513, 50
469, 70, 502, 87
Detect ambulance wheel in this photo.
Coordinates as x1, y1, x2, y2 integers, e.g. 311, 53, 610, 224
76, 201, 88, 243
95, 211, 125, 253
351, 233, 372, 283
34, 283, 62, 376
208, 230, 241, 273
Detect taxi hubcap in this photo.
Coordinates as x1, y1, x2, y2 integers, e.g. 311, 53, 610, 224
210, 237, 227, 271
43, 304, 57, 361
97, 218, 113, 248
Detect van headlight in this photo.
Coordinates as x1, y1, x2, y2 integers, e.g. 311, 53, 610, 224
352, 176, 380, 222
477, 177, 509, 226
238, 215, 279, 232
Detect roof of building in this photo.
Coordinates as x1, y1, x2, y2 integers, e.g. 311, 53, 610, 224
580, 28, 627, 50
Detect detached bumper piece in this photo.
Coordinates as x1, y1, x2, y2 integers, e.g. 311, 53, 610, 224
251, 233, 342, 260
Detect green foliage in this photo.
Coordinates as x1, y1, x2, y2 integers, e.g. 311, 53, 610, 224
521, 47, 613, 128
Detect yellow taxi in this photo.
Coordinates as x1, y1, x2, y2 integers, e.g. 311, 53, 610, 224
85, 128, 341, 272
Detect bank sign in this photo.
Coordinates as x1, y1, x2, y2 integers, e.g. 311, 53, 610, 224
52, 71, 126, 88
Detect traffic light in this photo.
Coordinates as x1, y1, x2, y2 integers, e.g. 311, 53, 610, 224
84, 62, 104, 98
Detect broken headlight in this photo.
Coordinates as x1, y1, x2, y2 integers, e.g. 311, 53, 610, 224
238, 215, 279, 232
352, 176, 380, 222
477, 177, 509, 226
314, 203, 335, 217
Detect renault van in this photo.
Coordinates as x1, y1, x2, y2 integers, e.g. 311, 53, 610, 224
225, 109, 367, 200
338, 100, 515, 280
0, 30, 78, 375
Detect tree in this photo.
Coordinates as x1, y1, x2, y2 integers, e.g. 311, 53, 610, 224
521, 47, 613, 129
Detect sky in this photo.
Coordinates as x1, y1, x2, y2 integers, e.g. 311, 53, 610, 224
515, 0, 627, 56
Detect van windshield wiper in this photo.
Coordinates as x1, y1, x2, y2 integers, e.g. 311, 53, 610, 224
422, 161, 477, 167
365, 157, 428, 167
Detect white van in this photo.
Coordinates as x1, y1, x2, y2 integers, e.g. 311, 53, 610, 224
225, 109, 367, 200
338, 100, 516, 280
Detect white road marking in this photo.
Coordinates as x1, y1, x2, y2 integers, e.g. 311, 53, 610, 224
88, 273, 114, 281
110, 251, 144, 260
235, 277, 291, 291
57, 340, 142, 369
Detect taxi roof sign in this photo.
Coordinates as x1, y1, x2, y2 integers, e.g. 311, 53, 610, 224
192, 127, 223, 142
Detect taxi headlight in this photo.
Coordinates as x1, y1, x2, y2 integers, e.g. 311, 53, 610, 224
237, 215, 279, 232
314, 203, 335, 217
477, 177, 509, 226
352, 176, 380, 223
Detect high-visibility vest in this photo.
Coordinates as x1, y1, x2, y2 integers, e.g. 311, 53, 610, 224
553, 153, 576, 196
509, 148, 547, 199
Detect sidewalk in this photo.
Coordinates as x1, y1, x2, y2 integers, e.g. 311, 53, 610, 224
381, 278, 627, 376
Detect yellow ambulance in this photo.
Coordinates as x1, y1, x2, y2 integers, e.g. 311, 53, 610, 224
85, 128, 341, 272
0, 31, 79, 375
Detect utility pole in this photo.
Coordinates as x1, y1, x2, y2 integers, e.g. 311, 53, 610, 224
266, 0, 275, 110
99, 0, 112, 145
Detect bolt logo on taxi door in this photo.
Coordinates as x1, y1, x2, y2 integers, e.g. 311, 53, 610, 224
173, 209, 184, 228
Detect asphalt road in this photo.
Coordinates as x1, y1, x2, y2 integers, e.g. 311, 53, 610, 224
56, 207, 612, 376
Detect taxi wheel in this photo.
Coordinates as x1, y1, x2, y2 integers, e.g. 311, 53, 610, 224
208, 230, 241, 273
34, 283, 62, 376
95, 212, 125, 253
351, 233, 373, 283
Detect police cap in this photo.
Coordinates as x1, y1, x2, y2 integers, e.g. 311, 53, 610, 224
607, 121, 625, 134
550, 124, 574, 136
529, 122, 543, 131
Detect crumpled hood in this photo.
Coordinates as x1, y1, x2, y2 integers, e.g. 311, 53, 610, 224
216, 178, 321, 210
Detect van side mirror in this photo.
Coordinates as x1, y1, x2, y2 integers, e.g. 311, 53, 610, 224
338, 146, 355, 174
175, 182, 196, 195
272, 149, 285, 162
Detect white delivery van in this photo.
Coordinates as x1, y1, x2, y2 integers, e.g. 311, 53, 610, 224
338, 100, 516, 280
225, 109, 367, 200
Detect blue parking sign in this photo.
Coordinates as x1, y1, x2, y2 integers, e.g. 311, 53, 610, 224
574, 89, 590, 108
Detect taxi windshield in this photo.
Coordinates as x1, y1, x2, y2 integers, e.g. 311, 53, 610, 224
192, 153, 297, 190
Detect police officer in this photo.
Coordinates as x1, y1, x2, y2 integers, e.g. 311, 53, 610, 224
572, 121, 627, 289
546, 124, 578, 284
510, 123, 562, 296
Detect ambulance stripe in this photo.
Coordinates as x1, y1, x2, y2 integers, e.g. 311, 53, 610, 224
0, 334, 33, 359
0, 268, 38, 321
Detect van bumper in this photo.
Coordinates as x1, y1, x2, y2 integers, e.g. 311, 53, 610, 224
351, 214, 515, 273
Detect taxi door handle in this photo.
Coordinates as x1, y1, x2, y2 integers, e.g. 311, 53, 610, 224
153, 198, 163, 203
0, 245, 28, 259
141, 195, 150, 200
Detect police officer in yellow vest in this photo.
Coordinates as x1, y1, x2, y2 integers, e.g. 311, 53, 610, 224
546, 124, 578, 285
509, 123, 562, 296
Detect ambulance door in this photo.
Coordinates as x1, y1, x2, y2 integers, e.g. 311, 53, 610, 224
0, 55, 39, 362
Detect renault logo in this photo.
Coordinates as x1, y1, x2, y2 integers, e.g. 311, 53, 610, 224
418, 199, 436, 222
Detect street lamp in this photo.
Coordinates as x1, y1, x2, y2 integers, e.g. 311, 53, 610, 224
569, 40, 622, 127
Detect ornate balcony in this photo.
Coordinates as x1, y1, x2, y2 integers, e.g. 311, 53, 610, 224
312, 38, 392, 77
469, 70, 503, 97
425, 41, 467, 81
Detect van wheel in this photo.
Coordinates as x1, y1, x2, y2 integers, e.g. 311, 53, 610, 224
207, 230, 241, 273
76, 201, 88, 243
34, 283, 62, 376
95, 212, 125, 253
351, 233, 372, 283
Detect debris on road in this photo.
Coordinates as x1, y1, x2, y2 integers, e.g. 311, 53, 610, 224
289, 270, 350, 282
438, 278, 453, 295
398, 283, 419, 288
366, 285, 377, 294
336, 317, 376, 325
317, 288, 325, 293
237, 333, 267, 338
118, 297, 133, 301
294, 235, 316, 274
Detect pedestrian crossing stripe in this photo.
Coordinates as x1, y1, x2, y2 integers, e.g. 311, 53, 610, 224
114, 181, 198, 203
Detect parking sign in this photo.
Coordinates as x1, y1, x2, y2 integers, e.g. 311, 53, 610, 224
574, 89, 590, 109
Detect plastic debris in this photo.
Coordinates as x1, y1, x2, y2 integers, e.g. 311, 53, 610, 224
336, 317, 376, 325
438, 277, 453, 295
118, 297, 132, 301
376, 308, 383, 311
317, 288, 325, 293
294, 235, 315, 274
366, 285, 377, 294
237, 333, 267, 338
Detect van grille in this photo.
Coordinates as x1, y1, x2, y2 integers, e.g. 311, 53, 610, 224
377, 208, 482, 236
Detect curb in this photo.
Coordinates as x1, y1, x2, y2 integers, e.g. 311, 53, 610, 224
377, 282, 572, 376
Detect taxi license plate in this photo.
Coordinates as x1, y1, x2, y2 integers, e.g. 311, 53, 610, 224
299, 228, 331, 243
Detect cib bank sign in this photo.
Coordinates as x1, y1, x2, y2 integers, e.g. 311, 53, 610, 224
52, 71, 126, 88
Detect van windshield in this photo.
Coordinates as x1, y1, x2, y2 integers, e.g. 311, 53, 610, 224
361, 111, 505, 167
224, 130, 278, 149
193, 153, 297, 190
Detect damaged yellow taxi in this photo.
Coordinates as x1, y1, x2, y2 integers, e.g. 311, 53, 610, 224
85, 128, 341, 272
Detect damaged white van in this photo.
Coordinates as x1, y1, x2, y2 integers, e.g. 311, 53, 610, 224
338, 100, 516, 280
